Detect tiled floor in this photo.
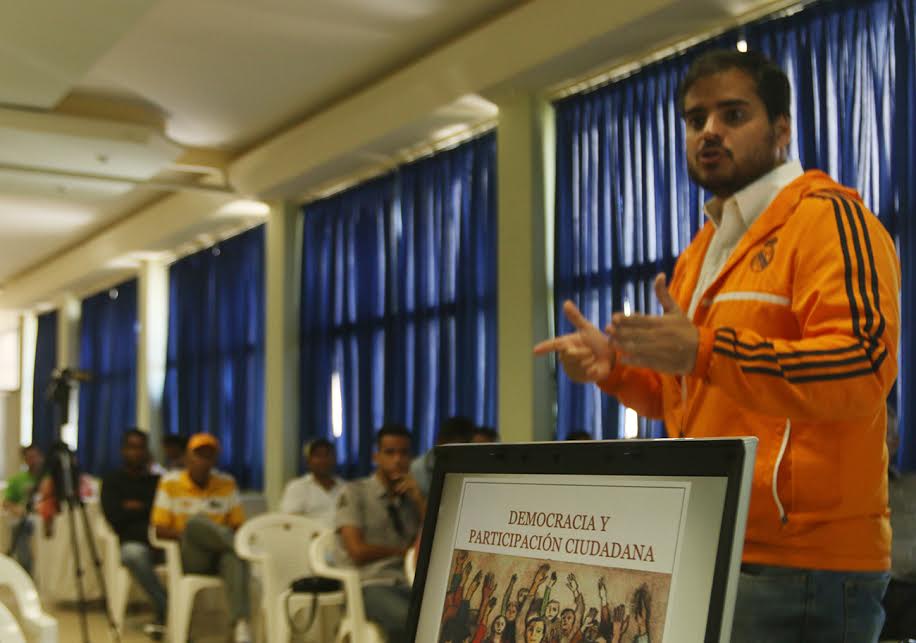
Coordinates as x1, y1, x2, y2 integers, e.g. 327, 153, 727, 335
47, 602, 232, 643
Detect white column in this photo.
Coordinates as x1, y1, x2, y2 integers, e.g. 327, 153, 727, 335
18, 313, 36, 449
496, 92, 556, 443
56, 295, 81, 449
137, 260, 169, 458
264, 201, 302, 504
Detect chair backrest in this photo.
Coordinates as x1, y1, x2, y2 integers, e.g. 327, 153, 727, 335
0, 553, 58, 643
95, 513, 121, 584
309, 529, 371, 633
239, 492, 268, 519
405, 545, 417, 586
234, 513, 323, 602
148, 525, 185, 595
0, 602, 26, 643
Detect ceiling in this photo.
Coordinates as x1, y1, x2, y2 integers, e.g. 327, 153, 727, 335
0, 0, 793, 316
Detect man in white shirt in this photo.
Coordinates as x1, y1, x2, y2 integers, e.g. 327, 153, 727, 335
279, 438, 344, 528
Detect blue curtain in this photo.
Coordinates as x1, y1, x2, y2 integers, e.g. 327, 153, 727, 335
31, 311, 58, 453
554, 0, 914, 461
300, 134, 497, 476
162, 226, 265, 488
77, 280, 137, 475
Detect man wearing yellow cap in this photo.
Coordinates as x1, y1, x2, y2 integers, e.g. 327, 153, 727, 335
151, 433, 251, 643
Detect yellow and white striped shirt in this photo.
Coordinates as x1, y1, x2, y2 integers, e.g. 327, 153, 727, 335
151, 469, 244, 533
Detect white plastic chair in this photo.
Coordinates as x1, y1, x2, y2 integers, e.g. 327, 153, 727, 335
0, 553, 58, 643
0, 602, 27, 643
97, 514, 166, 633
404, 546, 416, 587
239, 492, 268, 520
308, 530, 386, 643
96, 514, 132, 632
235, 513, 344, 643
148, 526, 225, 643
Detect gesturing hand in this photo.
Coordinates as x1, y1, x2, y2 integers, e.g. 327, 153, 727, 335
534, 301, 615, 383
608, 273, 699, 375
566, 573, 579, 595
611, 604, 630, 643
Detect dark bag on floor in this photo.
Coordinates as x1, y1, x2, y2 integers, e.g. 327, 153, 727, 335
286, 576, 343, 635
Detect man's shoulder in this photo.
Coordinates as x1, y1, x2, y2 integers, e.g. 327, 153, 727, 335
284, 475, 309, 491
156, 470, 186, 494
342, 475, 374, 494
338, 476, 379, 506
409, 453, 429, 474
208, 470, 238, 494
7, 471, 30, 486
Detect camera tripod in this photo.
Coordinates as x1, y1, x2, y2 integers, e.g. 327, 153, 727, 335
6, 368, 121, 643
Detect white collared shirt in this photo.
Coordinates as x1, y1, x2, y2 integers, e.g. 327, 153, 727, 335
687, 160, 804, 319
279, 472, 344, 529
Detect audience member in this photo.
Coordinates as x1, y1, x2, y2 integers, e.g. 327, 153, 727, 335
151, 433, 251, 643
471, 426, 500, 443
2, 444, 44, 573
411, 416, 475, 496
160, 433, 188, 472
336, 424, 424, 641
101, 429, 166, 638
279, 438, 344, 528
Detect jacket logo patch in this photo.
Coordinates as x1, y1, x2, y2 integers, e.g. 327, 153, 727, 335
750, 238, 777, 272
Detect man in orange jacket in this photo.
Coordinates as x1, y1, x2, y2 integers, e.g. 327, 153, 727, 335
535, 49, 899, 642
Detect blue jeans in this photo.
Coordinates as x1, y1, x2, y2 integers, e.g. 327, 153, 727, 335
731, 564, 890, 643
121, 541, 167, 623
363, 583, 411, 642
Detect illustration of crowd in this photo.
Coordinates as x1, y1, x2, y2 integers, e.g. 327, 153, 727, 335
438, 550, 655, 643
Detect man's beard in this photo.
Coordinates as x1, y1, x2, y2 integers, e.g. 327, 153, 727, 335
688, 130, 780, 197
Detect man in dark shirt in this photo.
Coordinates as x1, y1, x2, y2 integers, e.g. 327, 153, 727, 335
101, 428, 165, 634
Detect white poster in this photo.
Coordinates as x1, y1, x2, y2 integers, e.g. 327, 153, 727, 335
435, 477, 690, 643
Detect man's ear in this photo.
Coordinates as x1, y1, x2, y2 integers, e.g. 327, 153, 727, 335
775, 114, 791, 152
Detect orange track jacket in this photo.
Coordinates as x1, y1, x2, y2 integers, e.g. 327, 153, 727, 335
599, 170, 899, 572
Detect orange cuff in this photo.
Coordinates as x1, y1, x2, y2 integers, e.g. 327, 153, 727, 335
690, 327, 716, 379
597, 349, 625, 395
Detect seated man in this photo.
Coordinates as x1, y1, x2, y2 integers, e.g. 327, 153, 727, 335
154, 433, 188, 474
151, 433, 251, 643
410, 416, 475, 497
279, 438, 344, 529
101, 428, 166, 637
336, 424, 425, 641
2, 444, 44, 574
471, 426, 499, 444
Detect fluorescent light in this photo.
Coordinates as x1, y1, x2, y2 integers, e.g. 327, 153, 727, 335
217, 199, 270, 217
736, 40, 748, 53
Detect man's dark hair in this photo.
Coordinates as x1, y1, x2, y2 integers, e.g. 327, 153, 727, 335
677, 49, 791, 122
121, 427, 148, 448
565, 430, 593, 441
162, 433, 188, 451
437, 416, 475, 445
305, 437, 334, 458
376, 423, 412, 446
